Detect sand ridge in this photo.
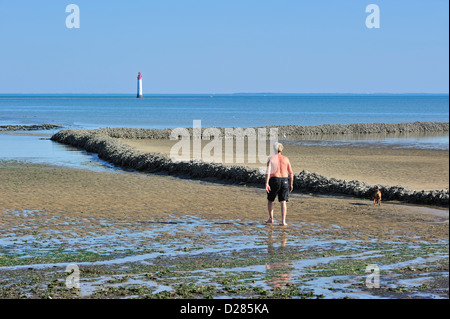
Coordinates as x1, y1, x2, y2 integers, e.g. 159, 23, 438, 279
119, 138, 449, 191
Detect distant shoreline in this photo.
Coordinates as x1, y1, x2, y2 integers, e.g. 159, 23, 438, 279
0, 93, 448, 96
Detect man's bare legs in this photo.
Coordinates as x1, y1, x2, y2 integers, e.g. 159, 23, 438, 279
280, 201, 288, 226
266, 200, 288, 226
266, 201, 274, 224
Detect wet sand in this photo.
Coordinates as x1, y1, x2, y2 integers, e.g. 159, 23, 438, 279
119, 138, 449, 191
0, 161, 447, 241
0, 161, 448, 299
1, 126, 449, 299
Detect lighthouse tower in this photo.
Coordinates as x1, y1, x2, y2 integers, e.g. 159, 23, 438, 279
137, 72, 143, 98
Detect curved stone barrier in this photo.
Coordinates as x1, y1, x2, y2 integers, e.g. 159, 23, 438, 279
277, 121, 449, 138
92, 121, 449, 140
51, 125, 449, 207
0, 124, 61, 132
293, 170, 449, 206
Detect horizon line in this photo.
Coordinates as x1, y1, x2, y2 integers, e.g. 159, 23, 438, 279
0, 92, 449, 95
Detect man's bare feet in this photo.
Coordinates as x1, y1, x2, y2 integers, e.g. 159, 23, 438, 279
265, 219, 274, 224
280, 222, 288, 226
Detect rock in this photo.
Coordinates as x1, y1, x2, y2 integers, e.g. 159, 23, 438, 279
0, 124, 62, 131
50, 127, 449, 207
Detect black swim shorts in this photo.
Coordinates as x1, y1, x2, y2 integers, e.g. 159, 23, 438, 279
267, 177, 290, 202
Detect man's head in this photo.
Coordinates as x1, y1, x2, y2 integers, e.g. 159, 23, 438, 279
274, 142, 283, 153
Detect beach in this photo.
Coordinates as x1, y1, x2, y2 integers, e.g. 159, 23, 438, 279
0, 160, 448, 299
0, 160, 448, 239
0, 0, 448, 304
0, 123, 448, 299
119, 138, 449, 191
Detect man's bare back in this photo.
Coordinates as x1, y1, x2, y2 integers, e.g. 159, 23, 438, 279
267, 153, 293, 178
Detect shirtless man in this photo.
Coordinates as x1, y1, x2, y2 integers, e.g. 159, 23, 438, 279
265, 143, 294, 226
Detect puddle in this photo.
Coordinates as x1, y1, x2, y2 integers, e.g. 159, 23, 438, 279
0, 210, 448, 299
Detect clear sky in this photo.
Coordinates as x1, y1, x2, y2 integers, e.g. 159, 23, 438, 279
0, 0, 448, 94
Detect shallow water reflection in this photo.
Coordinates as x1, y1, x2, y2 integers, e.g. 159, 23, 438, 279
265, 228, 293, 289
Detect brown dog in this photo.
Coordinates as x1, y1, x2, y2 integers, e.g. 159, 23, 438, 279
372, 189, 382, 206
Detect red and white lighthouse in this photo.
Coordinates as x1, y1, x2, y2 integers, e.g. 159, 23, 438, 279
137, 72, 143, 98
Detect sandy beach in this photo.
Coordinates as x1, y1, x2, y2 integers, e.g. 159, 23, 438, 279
0, 125, 448, 299
0, 160, 447, 239
0, 159, 448, 299
119, 138, 449, 191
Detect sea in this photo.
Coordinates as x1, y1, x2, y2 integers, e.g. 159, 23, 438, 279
0, 94, 448, 170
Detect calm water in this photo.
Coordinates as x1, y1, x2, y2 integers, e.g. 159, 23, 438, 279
0, 94, 448, 129
0, 133, 119, 172
0, 94, 448, 168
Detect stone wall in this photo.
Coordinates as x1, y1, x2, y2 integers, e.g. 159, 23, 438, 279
0, 124, 61, 131
51, 123, 449, 207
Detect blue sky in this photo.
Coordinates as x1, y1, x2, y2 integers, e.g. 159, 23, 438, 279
0, 1, 448, 94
